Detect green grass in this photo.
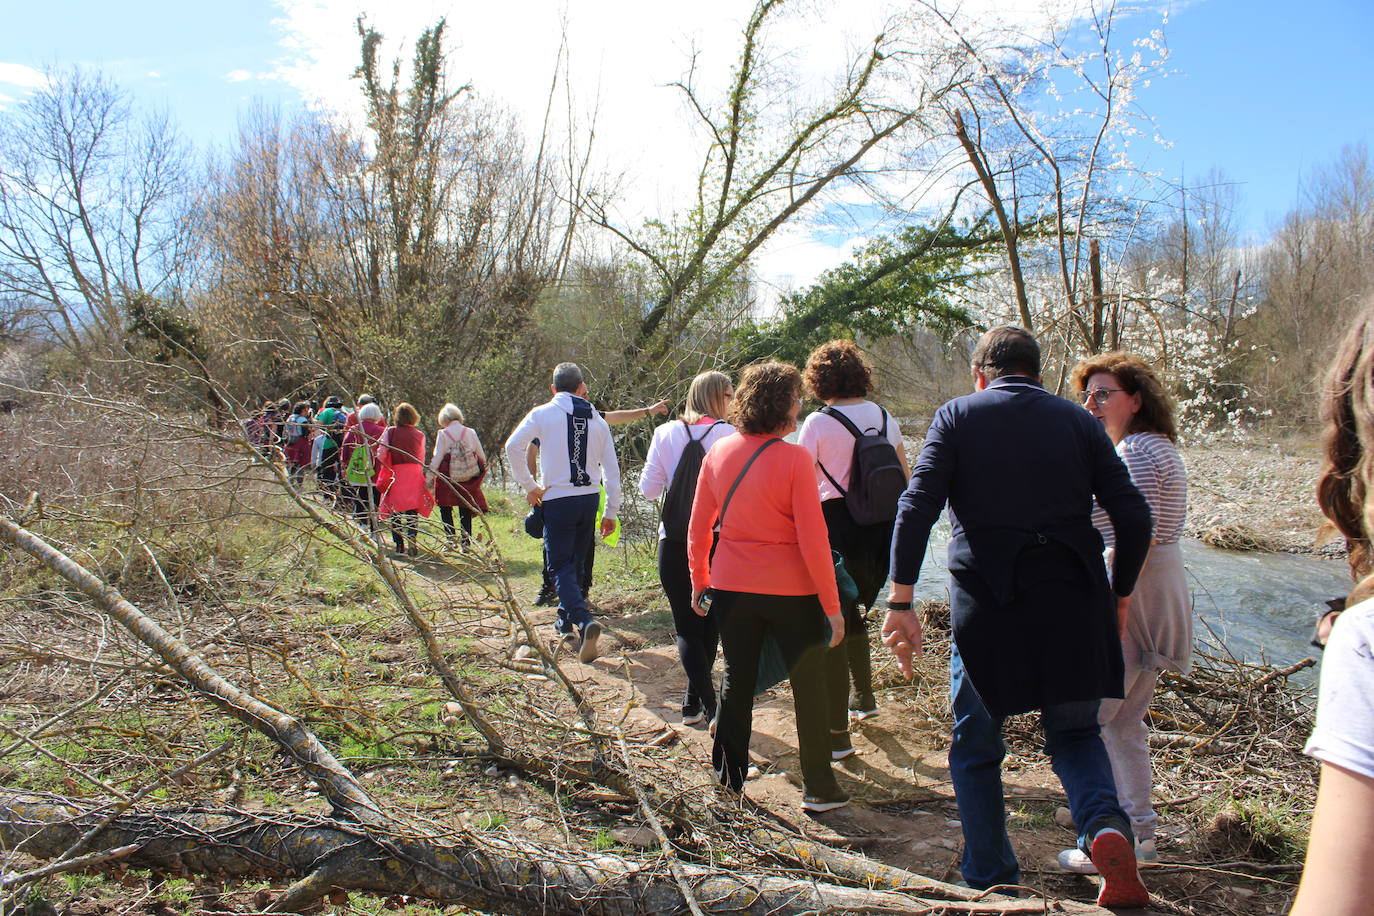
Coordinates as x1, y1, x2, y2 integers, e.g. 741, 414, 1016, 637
1008, 802, 1055, 830
1203, 792, 1312, 863
60, 873, 106, 895
474, 811, 507, 830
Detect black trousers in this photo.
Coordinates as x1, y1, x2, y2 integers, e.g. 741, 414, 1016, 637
391, 509, 418, 552
439, 505, 473, 544
658, 537, 719, 716
821, 498, 888, 715
350, 484, 380, 529
711, 590, 840, 798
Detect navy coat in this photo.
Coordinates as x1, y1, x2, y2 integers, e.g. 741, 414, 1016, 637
890, 376, 1153, 717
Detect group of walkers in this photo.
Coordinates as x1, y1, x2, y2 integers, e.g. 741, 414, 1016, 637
244, 395, 489, 555
505, 329, 1186, 907
240, 305, 1374, 912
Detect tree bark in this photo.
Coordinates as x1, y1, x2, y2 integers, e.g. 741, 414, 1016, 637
0, 792, 1108, 916
953, 111, 1033, 332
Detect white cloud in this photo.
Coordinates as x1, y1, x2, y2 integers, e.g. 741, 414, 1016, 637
147, 71, 162, 79
226, 69, 255, 83
266, 0, 1099, 290
0, 62, 47, 90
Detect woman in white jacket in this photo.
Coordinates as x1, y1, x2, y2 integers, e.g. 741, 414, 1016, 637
641, 371, 735, 726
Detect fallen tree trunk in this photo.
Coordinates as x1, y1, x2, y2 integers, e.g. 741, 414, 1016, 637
0, 792, 1107, 915
0, 514, 384, 828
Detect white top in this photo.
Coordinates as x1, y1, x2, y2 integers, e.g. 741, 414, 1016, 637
1307, 595, 1374, 780
505, 392, 622, 518
797, 401, 904, 502
1094, 432, 1187, 547
640, 417, 737, 538
428, 421, 486, 473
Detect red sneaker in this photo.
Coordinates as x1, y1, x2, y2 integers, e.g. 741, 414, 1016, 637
1091, 828, 1150, 908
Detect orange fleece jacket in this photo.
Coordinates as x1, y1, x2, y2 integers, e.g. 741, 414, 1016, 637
687, 432, 841, 618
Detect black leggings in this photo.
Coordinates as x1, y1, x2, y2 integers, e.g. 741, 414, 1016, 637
439, 505, 473, 544
391, 509, 418, 552
658, 538, 719, 716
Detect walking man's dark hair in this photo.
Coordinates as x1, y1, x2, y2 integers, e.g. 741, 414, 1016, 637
552, 362, 584, 393
971, 326, 1040, 381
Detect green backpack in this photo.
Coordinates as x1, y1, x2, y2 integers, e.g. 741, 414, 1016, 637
344, 443, 374, 485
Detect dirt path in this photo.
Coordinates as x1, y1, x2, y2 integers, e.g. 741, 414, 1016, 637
468, 586, 1178, 913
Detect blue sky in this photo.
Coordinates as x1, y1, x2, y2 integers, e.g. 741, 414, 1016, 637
1134, 0, 1373, 236
1, 0, 1369, 275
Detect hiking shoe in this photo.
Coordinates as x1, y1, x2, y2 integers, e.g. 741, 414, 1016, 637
1057, 837, 1159, 874
1090, 828, 1150, 908
849, 695, 879, 720
577, 621, 602, 663
802, 791, 850, 813
534, 585, 558, 607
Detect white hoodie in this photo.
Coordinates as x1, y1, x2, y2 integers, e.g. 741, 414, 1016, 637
505, 391, 622, 518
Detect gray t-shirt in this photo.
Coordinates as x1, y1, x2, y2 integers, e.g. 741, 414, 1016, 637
1306, 595, 1374, 780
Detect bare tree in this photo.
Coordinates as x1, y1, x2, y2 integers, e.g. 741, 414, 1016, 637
917, 0, 1168, 356
582, 0, 956, 402
0, 67, 196, 355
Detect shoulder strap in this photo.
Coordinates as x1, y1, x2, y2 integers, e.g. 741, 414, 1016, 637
689, 419, 726, 443
717, 437, 782, 530
878, 407, 889, 437
818, 404, 864, 439
817, 460, 846, 496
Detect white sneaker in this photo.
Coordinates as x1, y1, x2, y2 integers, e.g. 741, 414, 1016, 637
577, 621, 602, 663
1057, 837, 1158, 873
681, 710, 706, 726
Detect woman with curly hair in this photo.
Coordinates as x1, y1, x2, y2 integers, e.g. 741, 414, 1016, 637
1058, 351, 1188, 872
1292, 300, 1374, 916
687, 361, 848, 812
798, 340, 910, 756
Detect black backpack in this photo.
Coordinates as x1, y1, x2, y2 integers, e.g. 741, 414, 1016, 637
660, 420, 725, 542
817, 405, 906, 526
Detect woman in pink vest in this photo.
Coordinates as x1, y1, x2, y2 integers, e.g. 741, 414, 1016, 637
377, 402, 434, 556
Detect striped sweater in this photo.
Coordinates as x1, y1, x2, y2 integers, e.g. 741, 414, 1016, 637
1095, 431, 1187, 547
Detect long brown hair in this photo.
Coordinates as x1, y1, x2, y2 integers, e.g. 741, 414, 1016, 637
1318, 298, 1374, 601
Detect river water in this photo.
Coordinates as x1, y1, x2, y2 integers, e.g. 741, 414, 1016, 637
908, 523, 1351, 677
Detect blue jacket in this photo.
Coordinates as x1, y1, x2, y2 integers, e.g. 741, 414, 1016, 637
891, 376, 1152, 716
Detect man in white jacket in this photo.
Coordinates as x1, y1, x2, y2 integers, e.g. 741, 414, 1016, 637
506, 363, 622, 662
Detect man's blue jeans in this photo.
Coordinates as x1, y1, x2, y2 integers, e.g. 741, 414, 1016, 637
543, 492, 599, 634
948, 643, 1132, 890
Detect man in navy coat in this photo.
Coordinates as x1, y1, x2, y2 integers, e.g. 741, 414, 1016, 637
883, 326, 1153, 908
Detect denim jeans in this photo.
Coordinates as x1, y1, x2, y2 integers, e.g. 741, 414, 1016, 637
543, 493, 599, 634
948, 643, 1132, 890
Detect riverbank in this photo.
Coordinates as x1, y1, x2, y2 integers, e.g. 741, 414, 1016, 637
1181, 437, 1335, 557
